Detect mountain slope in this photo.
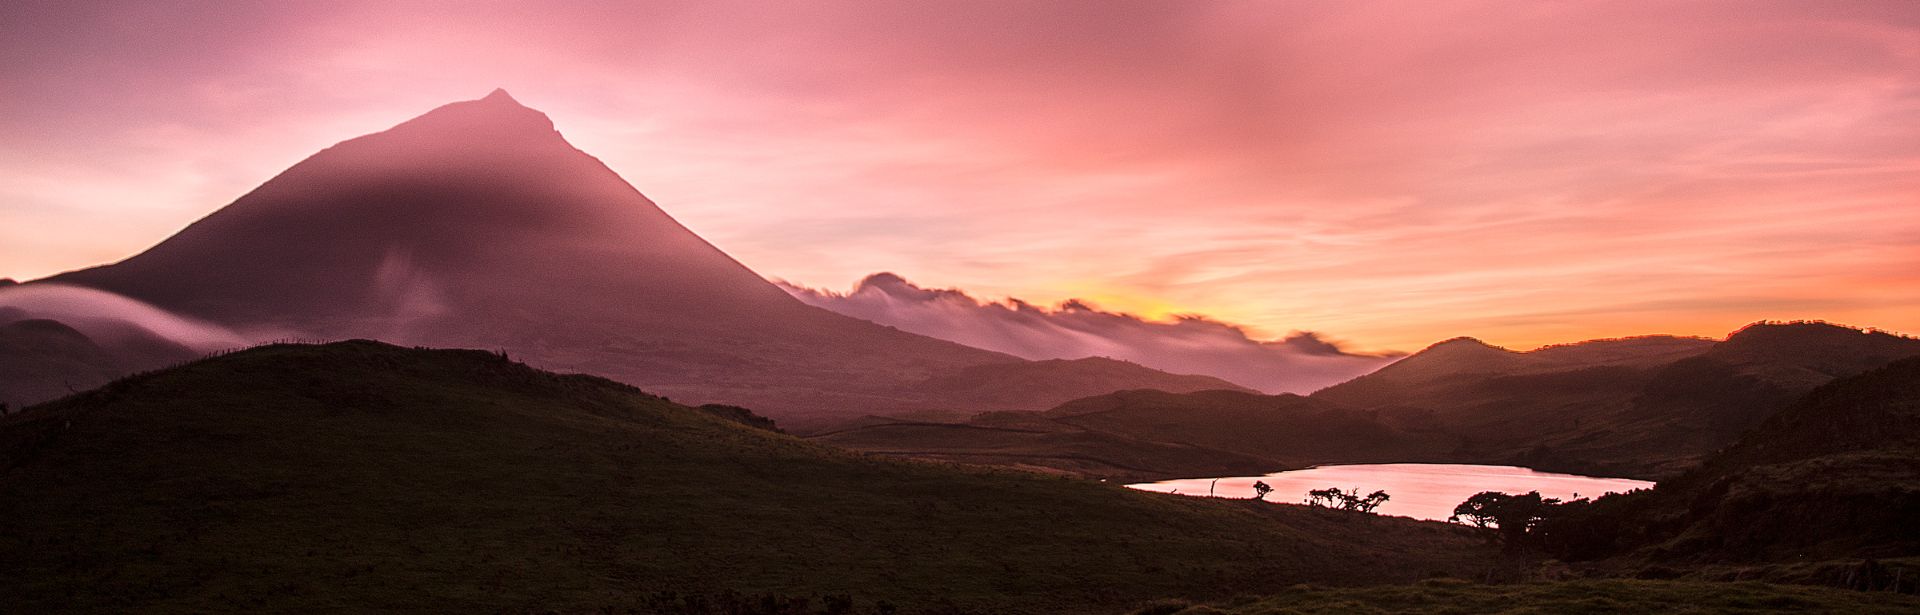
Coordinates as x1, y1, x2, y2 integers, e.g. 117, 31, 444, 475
1041, 389, 1452, 467
0, 315, 199, 408
831, 322, 1920, 480
916, 357, 1251, 408
1311, 322, 1920, 477
0, 341, 1497, 613
1521, 356, 1920, 568
808, 416, 1283, 482
1636, 355, 1920, 561
28, 91, 1231, 426
814, 389, 1450, 481
1312, 335, 1716, 409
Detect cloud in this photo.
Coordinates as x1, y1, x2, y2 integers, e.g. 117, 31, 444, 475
781, 273, 1400, 394
0, 283, 251, 351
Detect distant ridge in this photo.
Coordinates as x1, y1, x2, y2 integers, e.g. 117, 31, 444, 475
1311, 321, 1920, 477
834, 321, 1920, 479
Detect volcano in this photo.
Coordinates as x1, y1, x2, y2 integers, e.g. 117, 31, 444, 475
30, 90, 1241, 425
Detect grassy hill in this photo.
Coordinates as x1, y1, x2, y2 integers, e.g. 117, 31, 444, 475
809, 410, 1284, 482
812, 322, 1920, 484
0, 341, 1500, 614
1041, 390, 1452, 467
1311, 322, 1920, 478
810, 388, 1454, 482
0, 316, 198, 409
912, 357, 1251, 414
1553, 356, 1920, 563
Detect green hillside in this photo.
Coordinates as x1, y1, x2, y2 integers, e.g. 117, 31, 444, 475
0, 341, 1498, 614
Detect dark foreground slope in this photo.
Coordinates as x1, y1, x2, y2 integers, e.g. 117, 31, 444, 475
1148, 578, 1920, 614
1542, 356, 1920, 564
0, 342, 1495, 614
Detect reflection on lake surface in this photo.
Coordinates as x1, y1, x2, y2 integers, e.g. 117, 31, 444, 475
1128, 463, 1655, 522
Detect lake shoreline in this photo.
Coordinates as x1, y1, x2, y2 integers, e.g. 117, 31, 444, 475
1128, 462, 1658, 522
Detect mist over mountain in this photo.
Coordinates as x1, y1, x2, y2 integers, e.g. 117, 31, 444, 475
0, 284, 240, 405
0, 283, 249, 351
780, 272, 1399, 394
13, 91, 1236, 425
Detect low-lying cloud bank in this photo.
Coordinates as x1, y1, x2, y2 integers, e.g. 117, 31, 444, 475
779, 273, 1401, 394
0, 282, 252, 351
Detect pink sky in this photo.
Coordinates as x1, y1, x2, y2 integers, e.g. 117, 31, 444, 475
3, 1, 1917, 351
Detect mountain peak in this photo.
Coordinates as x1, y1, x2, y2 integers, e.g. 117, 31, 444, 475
481, 88, 519, 104
381, 89, 556, 142
1716, 320, 1919, 358
1425, 336, 1503, 353
1725, 320, 1867, 341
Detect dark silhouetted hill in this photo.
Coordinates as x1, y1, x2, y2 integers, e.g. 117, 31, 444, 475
917, 357, 1251, 408
1311, 322, 1920, 478
816, 388, 1449, 480
1041, 389, 1451, 466
1619, 356, 1920, 562
810, 408, 1284, 482
0, 341, 1498, 613
1519, 356, 1920, 570
0, 316, 197, 408
833, 322, 1920, 480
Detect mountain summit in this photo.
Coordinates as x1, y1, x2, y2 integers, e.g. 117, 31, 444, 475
31, 91, 1238, 424
53, 90, 789, 329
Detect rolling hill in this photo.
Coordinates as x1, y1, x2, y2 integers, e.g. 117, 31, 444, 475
0, 315, 198, 409
10, 91, 1237, 427
814, 389, 1449, 481
1551, 355, 1920, 564
823, 322, 1920, 481
0, 341, 1498, 613
1312, 321, 1920, 478
809, 409, 1285, 482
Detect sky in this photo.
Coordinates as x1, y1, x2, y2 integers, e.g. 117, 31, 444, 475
3, 1, 1917, 352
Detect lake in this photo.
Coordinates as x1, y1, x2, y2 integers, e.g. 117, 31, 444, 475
1127, 463, 1655, 521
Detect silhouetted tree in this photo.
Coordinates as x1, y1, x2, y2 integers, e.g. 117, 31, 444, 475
1353, 489, 1390, 513
1451, 492, 1504, 528
1251, 481, 1273, 500
1304, 487, 1391, 513
1450, 491, 1560, 550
